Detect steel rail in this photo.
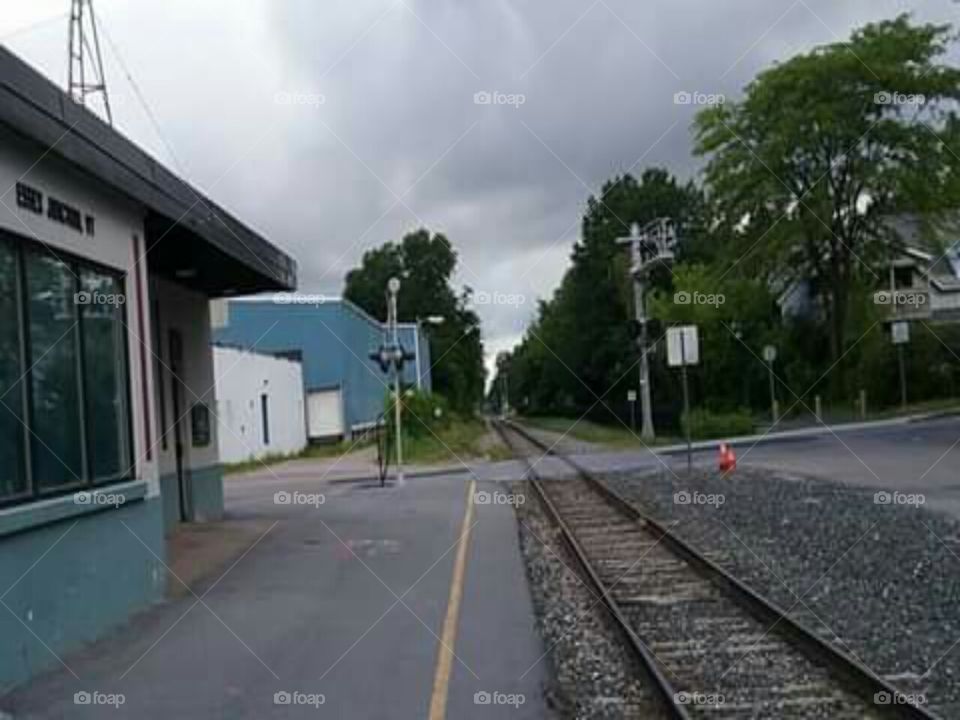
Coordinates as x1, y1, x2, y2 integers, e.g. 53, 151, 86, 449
492, 420, 691, 720
497, 418, 941, 720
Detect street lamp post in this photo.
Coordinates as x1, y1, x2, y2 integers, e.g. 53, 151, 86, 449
387, 277, 404, 484
617, 218, 676, 442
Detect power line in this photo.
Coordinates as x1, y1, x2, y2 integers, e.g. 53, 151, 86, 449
93, 12, 185, 175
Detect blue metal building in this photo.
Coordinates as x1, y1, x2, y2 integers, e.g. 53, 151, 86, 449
214, 298, 432, 440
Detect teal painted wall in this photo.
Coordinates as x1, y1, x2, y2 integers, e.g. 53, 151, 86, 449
0, 496, 166, 693
160, 464, 224, 532
160, 472, 180, 530
190, 465, 224, 523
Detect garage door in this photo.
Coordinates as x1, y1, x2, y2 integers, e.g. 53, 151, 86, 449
307, 388, 344, 440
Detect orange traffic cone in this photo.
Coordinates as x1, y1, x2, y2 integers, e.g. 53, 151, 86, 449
718, 443, 736, 473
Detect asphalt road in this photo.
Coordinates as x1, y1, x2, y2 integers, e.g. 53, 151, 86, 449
0, 466, 548, 719
660, 416, 960, 518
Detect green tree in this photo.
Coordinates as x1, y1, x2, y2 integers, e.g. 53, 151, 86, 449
344, 229, 484, 412
695, 14, 960, 379
499, 169, 702, 421
648, 263, 779, 412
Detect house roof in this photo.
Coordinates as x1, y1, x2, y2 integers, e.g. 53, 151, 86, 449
0, 47, 296, 295
888, 214, 960, 279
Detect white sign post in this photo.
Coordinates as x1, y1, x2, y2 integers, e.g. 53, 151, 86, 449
627, 389, 637, 431
891, 321, 910, 409
666, 326, 699, 471
763, 345, 778, 424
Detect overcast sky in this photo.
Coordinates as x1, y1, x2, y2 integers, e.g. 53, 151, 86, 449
3, 0, 958, 378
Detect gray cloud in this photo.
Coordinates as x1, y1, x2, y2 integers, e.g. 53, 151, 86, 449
4, 0, 958, 380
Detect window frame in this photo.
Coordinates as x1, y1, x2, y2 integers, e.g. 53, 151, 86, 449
0, 238, 32, 504
80, 266, 135, 487
0, 228, 135, 509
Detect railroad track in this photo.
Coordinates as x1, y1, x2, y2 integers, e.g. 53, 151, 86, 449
494, 418, 938, 720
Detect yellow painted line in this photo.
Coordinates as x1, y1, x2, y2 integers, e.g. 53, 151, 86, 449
428, 478, 477, 720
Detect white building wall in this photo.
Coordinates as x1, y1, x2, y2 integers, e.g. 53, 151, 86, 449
0, 126, 159, 492
213, 346, 306, 464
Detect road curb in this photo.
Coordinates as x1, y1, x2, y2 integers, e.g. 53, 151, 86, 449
653, 410, 957, 456
327, 466, 474, 484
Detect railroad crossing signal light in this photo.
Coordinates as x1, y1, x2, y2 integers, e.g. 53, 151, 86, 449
370, 344, 415, 374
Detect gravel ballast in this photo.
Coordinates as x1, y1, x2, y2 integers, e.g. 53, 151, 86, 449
512, 481, 664, 719
603, 465, 960, 717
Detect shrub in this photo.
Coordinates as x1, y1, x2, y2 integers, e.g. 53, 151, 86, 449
384, 388, 450, 440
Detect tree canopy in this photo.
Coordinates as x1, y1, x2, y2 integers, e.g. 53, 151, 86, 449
344, 229, 485, 412
695, 14, 960, 366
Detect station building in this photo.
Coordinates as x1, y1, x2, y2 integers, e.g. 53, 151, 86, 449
213, 297, 431, 442
0, 48, 295, 691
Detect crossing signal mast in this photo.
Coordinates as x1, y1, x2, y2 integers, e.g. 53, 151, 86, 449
67, 0, 113, 125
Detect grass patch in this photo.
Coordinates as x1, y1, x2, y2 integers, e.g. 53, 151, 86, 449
224, 438, 374, 476
396, 418, 513, 465
870, 397, 960, 420
222, 451, 299, 476
521, 416, 679, 448
299, 437, 373, 459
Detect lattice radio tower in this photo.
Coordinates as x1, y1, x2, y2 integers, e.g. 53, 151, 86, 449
67, 0, 113, 124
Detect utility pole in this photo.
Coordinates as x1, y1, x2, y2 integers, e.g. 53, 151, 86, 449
617, 218, 676, 442
888, 262, 909, 411
502, 370, 510, 416
68, 0, 113, 125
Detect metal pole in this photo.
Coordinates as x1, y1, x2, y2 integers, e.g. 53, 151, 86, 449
897, 344, 907, 411
630, 241, 655, 442
680, 331, 692, 473
767, 362, 778, 425
389, 284, 404, 484
889, 262, 909, 412
414, 319, 422, 390
618, 220, 676, 443
503, 372, 510, 416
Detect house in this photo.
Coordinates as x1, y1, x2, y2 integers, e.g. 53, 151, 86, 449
0, 47, 295, 691
879, 215, 960, 322
777, 216, 960, 323
213, 297, 431, 442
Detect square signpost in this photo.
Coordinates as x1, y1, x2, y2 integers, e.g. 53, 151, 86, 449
667, 325, 699, 472
892, 320, 910, 410
763, 344, 779, 424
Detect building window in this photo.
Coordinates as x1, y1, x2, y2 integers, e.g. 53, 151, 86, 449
0, 231, 133, 506
260, 393, 270, 446
25, 251, 84, 490
80, 268, 130, 482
